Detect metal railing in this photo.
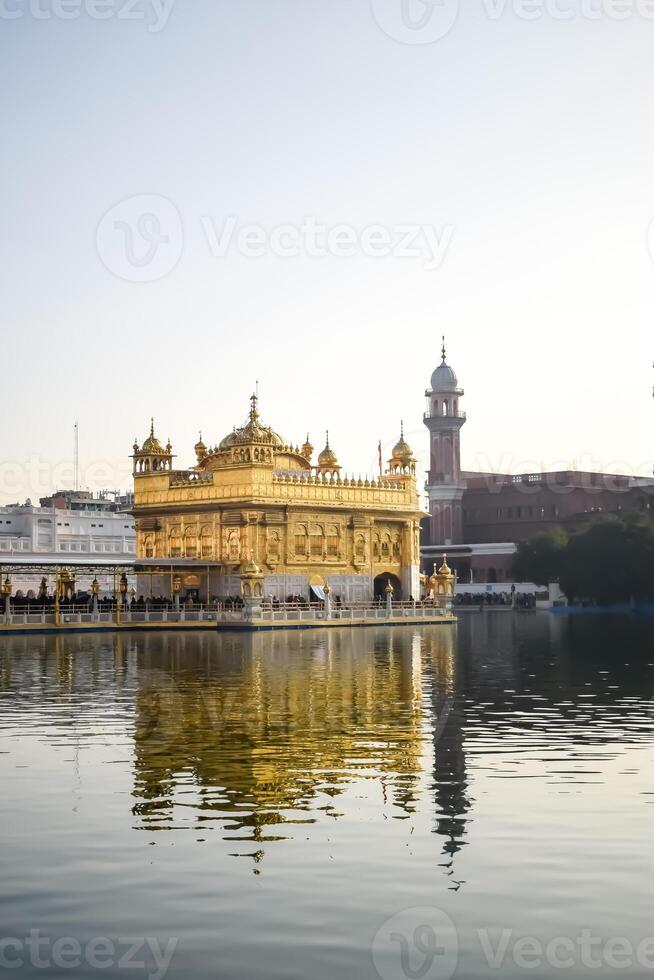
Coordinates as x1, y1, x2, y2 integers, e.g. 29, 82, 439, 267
0, 598, 455, 628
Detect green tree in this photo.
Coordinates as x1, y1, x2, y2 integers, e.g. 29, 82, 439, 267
512, 516, 654, 603
512, 528, 568, 586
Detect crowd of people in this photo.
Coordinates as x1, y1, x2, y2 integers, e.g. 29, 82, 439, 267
3, 587, 538, 613
455, 591, 537, 608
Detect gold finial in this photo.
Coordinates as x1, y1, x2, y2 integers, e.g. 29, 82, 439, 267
301, 433, 314, 460
250, 392, 259, 422
150, 417, 155, 437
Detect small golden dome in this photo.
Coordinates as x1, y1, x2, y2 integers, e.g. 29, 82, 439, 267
392, 424, 414, 462
141, 419, 164, 454
301, 434, 314, 460
318, 432, 338, 467
438, 555, 454, 578
194, 432, 208, 461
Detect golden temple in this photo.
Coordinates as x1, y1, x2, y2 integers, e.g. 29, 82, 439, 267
132, 395, 424, 603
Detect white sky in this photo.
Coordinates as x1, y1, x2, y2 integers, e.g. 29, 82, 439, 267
2, 0, 653, 504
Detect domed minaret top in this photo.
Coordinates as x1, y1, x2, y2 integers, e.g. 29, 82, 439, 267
301, 433, 314, 461
132, 419, 175, 476
430, 337, 461, 394
389, 422, 416, 476
194, 432, 208, 463
317, 432, 340, 475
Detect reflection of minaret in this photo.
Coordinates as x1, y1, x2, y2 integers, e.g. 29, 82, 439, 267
427, 628, 471, 880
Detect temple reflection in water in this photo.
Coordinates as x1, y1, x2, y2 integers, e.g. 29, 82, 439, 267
0, 625, 473, 870
130, 629, 468, 854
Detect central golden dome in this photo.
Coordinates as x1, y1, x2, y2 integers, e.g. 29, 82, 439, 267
219, 395, 286, 450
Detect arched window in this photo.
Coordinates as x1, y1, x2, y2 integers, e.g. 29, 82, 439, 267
310, 527, 324, 557
185, 528, 198, 559
201, 526, 213, 559
169, 528, 182, 558
144, 536, 154, 559
295, 526, 308, 556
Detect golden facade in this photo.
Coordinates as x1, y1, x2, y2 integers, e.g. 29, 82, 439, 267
132, 396, 423, 601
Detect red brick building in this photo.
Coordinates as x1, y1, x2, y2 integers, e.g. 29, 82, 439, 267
421, 348, 654, 585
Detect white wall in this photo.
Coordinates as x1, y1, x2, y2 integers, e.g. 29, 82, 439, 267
0, 504, 135, 558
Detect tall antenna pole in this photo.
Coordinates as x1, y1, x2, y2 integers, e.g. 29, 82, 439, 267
74, 422, 79, 492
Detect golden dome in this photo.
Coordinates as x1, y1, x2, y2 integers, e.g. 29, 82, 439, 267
438, 555, 454, 578
391, 423, 415, 465
219, 394, 285, 450
194, 432, 208, 461
301, 434, 314, 460
318, 432, 338, 467
140, 420, 166, 455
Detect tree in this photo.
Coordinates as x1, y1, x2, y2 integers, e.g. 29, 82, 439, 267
514, 516, 654, 604
512, 528, 568, 586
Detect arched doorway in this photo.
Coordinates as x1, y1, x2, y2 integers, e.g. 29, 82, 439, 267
374, 573, 402, 601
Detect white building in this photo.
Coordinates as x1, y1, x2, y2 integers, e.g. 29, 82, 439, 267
0, 492, 135, 596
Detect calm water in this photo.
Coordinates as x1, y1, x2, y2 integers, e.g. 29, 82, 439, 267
1, 614, 654, 980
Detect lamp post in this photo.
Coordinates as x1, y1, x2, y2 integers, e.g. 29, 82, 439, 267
91, 577, 100, 621
323, 583, 332, 621
54, 573, 61, 627
173, 574, 182, 617
2, 576, 12, 626
119, 573, 129, 623
385, 581, 394, 618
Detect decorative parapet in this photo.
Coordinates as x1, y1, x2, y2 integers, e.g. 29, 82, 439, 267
169, 471, 215, 488
271, 473, 408, 492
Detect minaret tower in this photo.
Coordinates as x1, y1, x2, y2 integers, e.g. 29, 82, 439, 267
423, 339, 466, 546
